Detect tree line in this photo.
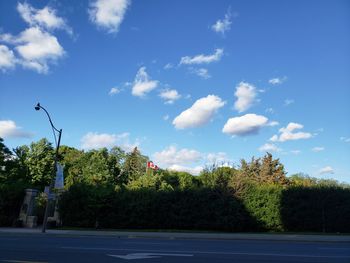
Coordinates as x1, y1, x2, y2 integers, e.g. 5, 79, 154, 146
1, 137, 349, 232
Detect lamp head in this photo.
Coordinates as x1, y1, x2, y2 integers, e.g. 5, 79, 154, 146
35, 103, 41, 111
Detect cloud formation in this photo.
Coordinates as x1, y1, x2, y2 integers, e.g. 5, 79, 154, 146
234, 82, 257, 112
81, 132, 139, 152
191, 68, 211, 79
269, 76, 286, 85
89, 0, 130, 33
153, 145, 202, 166
173, 95, 225, 129
222, 114, 269, 136
319, 166, 334, 175
259, 143, 281, 152
180, 48, 223, 65
270, 122, 312, 142
132, 67, 158, 97
0, 2, 69, 73
211, 11, 232, 35
312, 146, 325, 152
109, 87, 121, 96
0, 45, 16, 71
0, 120, 33, 138
159, 89, 181, 104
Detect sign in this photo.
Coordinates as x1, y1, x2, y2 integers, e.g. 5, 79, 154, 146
54, 162, 64, 189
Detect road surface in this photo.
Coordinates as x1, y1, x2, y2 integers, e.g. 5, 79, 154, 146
0, 233, 349, 262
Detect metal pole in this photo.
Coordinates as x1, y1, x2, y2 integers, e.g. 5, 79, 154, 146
42, 129, 62, 233
35, 103, 62, 233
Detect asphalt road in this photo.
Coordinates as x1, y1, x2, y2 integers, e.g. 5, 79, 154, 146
0, 233, 349, 263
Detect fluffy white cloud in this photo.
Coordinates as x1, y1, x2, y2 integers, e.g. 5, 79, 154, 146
153, 145, 202, 167
180, 48, 223, 65
0, 3, 69, 74
17, 2, 72, 34
159, 89, 181, 104
234, 82, 257, 112
89, 0, 130, 33
312, 147, 325, 152
259, 143, 281, 152
270, 122, 312, 142
222, 114, 268, 136
319, 166, 334, 175
173, 95, 225, 129
0, 120, 33, 138
109, 87, 120, 96
191, 68, 211, 79
168, 164, 203, 175
211, 11, 231, 35
164, 63, 173, 70
0, 45, 16, 71
132, 67, 158, 97
81, 132, 139, 151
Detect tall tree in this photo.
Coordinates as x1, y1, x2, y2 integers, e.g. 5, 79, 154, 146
123, 147, 148, 182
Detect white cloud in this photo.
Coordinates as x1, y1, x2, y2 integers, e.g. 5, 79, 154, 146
180, 48, 224, 65
109, 87, 120, 96
168, 164, 203, 175
268, 121, 279, 127
206, 152, 231, 165
340, 137, 350, 143
89, 0, 130, 33
173, 95, 225, 129
153, 145, 202, 167
17, 2, 72, 34
159, 89, 181, 104
234, 82, 257, 112
164, 63, 173, 70
191, 68, 211, 79
312, 147, 325, 152
270, 122, 313, 142
259, 143, 281, 152
319, 166, 334, 175
269, 76, 286, 85
211, 11, 232, 35
1, 27, 65, 74
131, 67, 159, 97
0, 3, 70, 74
284, 99, 294, 106
222, 113, 268, 136
0, 45, 16, 71
81, 132, 139, 152
0, 120, 33, 138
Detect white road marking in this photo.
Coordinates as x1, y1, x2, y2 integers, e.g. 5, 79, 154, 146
61, 246, 350, 259
108, 253, 193, 260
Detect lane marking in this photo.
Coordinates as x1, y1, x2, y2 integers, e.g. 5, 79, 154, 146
1, 260, 48, 263
108, 253, 193, 260
61, 246, 350, 259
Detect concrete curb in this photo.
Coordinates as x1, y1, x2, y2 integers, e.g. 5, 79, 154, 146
0, 228, 349, 243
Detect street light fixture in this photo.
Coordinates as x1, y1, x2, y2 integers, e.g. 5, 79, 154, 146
34, 103, 62, 233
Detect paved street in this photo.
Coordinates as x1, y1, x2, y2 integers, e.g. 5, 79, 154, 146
0, 233, 349, 263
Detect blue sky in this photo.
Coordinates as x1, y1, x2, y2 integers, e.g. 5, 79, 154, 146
1, 0, 350, 182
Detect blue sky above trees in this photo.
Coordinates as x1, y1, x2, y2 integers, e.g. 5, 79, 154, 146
0, 0, 349, 182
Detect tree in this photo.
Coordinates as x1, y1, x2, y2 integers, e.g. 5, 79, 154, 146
260, 153, 289, 186
123, 147, 148, 182
18, 138, 55, 189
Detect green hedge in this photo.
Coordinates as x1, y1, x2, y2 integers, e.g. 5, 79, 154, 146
0, 183, 25, 226
59, 184, 257, 231
58, 183, 350, 233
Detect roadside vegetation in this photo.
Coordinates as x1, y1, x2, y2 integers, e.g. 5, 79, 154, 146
1, 137, 349, 233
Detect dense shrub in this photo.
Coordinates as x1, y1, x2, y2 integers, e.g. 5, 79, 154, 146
59, 184, 257, 232
281, 186, 350, 233
0, 183, 26, 226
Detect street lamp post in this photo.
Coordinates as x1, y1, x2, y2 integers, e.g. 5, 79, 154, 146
35, 103, 62, 233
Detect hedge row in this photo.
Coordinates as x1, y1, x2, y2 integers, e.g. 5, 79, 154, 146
0, 183, 25, 226
58, 183, 350, 233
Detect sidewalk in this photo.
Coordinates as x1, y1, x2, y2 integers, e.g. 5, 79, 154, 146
0, 227, 349, 242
